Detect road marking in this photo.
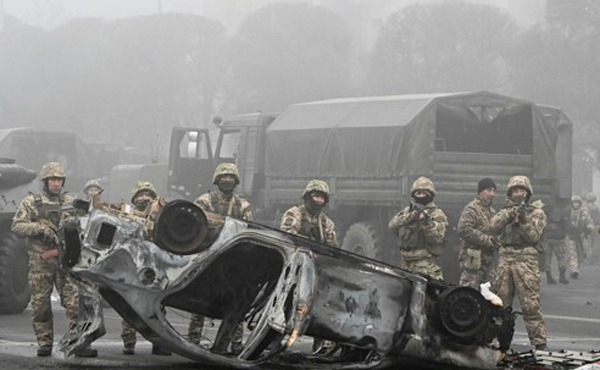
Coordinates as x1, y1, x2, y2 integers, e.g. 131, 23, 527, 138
545, 314, 600, 324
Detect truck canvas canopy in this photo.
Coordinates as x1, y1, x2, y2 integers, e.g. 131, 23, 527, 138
265, 91, 569, 182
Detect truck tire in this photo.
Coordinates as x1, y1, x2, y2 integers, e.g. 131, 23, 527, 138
0, 233, 30, 314
341, 222, 382, 260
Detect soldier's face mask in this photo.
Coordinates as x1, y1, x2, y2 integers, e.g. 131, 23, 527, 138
412, 190, 433, 205
134, 191, 154, 211
304, 192, 326, 214
217, 177, 237, 193
510, 187, 528, 204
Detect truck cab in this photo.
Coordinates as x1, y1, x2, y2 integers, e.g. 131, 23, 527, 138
167, 113, 277, 201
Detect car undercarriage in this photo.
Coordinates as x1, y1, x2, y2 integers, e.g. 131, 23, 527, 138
58, 199, 515, 369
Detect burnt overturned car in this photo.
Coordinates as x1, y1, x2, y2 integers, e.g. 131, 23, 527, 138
58, 199, 515, 369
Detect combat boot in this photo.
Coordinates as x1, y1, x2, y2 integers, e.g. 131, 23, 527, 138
546, 271, 556, 284
74, 344, 98, 358
571, 271, 579, 279
559, 269, 569, 284
37, 346, 52, 357
535, 343, 548, 351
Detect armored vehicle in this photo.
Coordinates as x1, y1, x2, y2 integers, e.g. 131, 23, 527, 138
168, 91, 573, 283
0, 159, 37, 314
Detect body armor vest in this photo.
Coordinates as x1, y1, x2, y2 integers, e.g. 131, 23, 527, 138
545, 218, 567, 239
34, 193, 65, 228
210, 191, 243, 219
397, 223, 426, 251
299, 212, 324, 243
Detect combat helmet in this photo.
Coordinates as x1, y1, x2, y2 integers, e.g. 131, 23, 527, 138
83, 179, 103, 194
506, 175, 533, 196
212, 162, 240, 185
572, 195, 583, 204
39, 162, 66, 181
131, 181, 157, 203
302, 179, 330, 203
411, 176, 436, 197
585, 192, 597, 203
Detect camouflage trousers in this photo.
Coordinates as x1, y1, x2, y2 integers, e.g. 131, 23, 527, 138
565, 238, 580, 274
121, 319, 137, 348
122, 306, 169, 348
28, 251, 78, 347
401, 256, 443, 281
188, 314, 242, 345
583, 233, 597, 262
494, 251, 546, 346
544, 238, 568, 272
458, 248, 496, 289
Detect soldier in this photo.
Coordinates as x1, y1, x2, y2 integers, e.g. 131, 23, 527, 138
543, 205, 571, 285
280, 179, 337, 247
457, 177, 497, 289
11, 162, 97, 357
489, 175, 547, 350
389, 176, 448, 280
584, 192, 600, 261
187, 163, 253, 354
83, 179, 103, 200
566, 195, 594, 278
122, 181, 171, 356
280, 179, 337, 353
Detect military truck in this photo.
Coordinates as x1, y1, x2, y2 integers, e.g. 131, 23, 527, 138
0, 159, 37, 314
168, 91, 573, 283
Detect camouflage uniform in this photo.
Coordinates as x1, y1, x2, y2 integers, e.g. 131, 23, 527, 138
11, 162, 78, 350
280, 180, 338, 353
566, 195, 594, 275
489, 176, 547, 348
121, 181, 167, 352
584, 192, 600, 261
188, 163, 254, 348
389, 177, 448, 281
543, 207, 571, 284
280, 180, 338, 247
457, 195, 496, 289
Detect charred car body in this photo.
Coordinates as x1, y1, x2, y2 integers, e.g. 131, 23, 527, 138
59, 199, 514, 369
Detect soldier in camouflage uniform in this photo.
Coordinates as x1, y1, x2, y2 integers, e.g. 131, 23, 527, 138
187, 163, 253, 354
566, 195, 594, 278
457, 178, 497, 289
280, 179, 337, 247
389, 177, 448, 281
11, 162, 97, 357
489, 175, 547, 350
543, 205, 571, 285
121, 181, 171, 356
584, 192, 600, 261
280, 179, 337, 353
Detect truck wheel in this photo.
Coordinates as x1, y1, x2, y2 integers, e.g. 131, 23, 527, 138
0, 233, 30, 314
341, 223, 382, 260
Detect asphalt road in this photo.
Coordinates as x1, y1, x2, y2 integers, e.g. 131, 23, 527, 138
1, 264, 599, 369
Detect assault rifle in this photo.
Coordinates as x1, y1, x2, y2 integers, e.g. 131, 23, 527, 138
410, 199, 430, 222
513, 201, 530, 224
